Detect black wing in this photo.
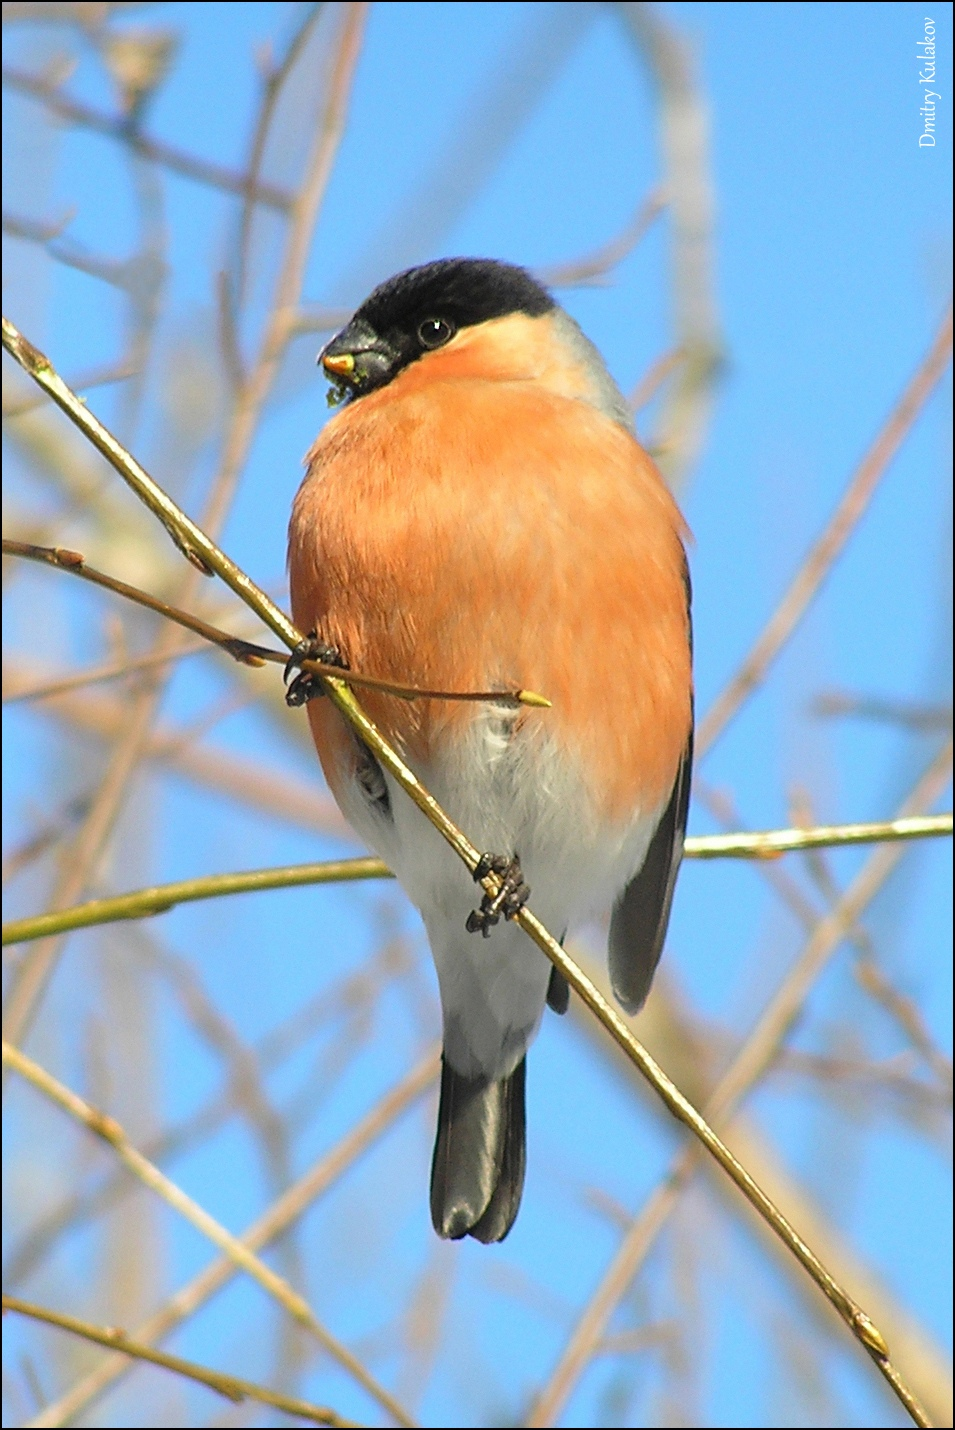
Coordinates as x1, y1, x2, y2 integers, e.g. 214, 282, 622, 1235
608, 557, 693, 1014
608, 727, 692, 1013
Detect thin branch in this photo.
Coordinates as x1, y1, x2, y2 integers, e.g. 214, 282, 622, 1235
2, 357, 137, 418
4, 815, 950, 947
1, 8, 369, 1067
2, 538, 270, 660
3, 857, 391, 945
697, 304, 954, 756
616, 2, 724, 486
3, 207, 142, 289
2, 1295, 358, 1427
526, 740, 952, 1429
813, 689, 953, 734
535, 184, 667, 288
205, 2, 369, 543
292, 303, 356, 336
26, 1052, 439, 1429
2, 638, 214, 705
1, 315, 931, 1425
697, 779, 954, 1092
4, 942, 414, 1291
3, 1040, 415, 1428
684, 814, 952, 859
3, 662, 349, 837
2, 64, 293, 209
234, 1, 325, 306
1, 538, 550, 706
629, 346, 685, 415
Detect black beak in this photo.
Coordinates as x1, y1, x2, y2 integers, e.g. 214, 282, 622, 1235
319, 317, 399, 396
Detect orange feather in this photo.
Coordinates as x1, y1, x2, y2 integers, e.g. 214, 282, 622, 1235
288, 314, 692, 827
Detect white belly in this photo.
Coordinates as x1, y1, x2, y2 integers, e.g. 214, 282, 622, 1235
333, 708, 663, 1080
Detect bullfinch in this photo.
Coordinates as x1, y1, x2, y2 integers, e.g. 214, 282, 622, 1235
287, 258, 693, 1243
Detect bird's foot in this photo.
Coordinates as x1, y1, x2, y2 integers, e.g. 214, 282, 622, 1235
466, 853, 530, 937
284, 631, 348, 707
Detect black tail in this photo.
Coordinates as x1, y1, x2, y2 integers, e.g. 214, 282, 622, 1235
430, 1056, 526, 1243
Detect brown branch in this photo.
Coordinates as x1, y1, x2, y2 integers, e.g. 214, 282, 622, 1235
2, 659, 350, 837
813, 689, 953, 734
2, 639, 213, 705
536, 184, 667, 288
2, 64, 293, 209
4, 941, 413, 1291
2, 357, 137, 418
617, 2, 724, 486
629, 346, 685, 414
2, 207, 142, 290
526, 739, 952, 1428
1, 538, 549, 706
2, 539, 272, 662
26, 1051, 439, 1428
233, 1, 325, 307
204, 2, 368, 542
697, 304, 954, 756
2, 1295, 358, 1427
3, 1039, 416, 1428
0, 8, 367, 1088
697, 780, 953, 1091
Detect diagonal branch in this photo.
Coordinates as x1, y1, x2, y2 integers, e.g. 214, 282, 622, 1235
526, 739, 952, 1428
2, 1039, 415, 1428
2, 65, 294, 209
2, 1295, 357, 1428
1, 312, 932, 1427
1, 538, 550, 706
697, 304, 953, 756
24, 1051, 439, 1429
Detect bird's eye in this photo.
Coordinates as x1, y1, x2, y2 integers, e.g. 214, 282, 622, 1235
417, 317, 454, 349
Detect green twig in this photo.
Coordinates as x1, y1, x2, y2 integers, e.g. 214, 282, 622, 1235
3, 817, 950, 947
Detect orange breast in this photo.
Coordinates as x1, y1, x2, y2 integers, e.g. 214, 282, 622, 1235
288, 371, 692, 825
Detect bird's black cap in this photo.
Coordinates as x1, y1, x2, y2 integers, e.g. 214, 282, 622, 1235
357, 258, 554, 333
321, 258, 555, 403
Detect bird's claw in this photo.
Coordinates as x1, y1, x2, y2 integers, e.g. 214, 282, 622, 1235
466, 853, 530, 937
284, 631, 347, 707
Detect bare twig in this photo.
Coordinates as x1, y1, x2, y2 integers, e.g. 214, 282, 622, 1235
2, 661, 349, 836
2, 64, 293, 208
2, 638, 214, 704
2, 1295, 358, 1427
1, 538, 550, 706
2, 538, 270, 658
616, 2, 724, 485
2, 357, 136, 418
629, 346, 685, 415
814, 689, 953, 734
526, 741, 952, 1429
3, 207, 144, 289
697, 304, 953, 756
233, 1, 325, 306
3, 1040, 415, 1428
684, 814, 952, 859
536, 184, 667, 288
25, 1052, 439, 1429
